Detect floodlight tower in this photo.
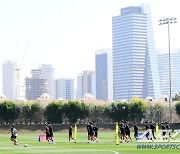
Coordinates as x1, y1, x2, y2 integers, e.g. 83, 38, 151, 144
159, 17, 177, 123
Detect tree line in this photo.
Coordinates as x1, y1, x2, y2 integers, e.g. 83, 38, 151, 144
0, 98, 180, 125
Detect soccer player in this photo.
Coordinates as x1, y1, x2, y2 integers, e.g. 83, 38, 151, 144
165, 121, 174, 140
119, 120, 125, 143
68, 123, 75, 142
124, 121, 131, 142
45, 123, 49, 141
161, 122, 166, 140
133, 122, 138, 140
87, 121, 95, 143
93, 123, 99, 138
47, 122, 54, 144
149, 121, 156, 139
145, 121, 150, 140
10, 124, 18, 145
87, 121, 91, 143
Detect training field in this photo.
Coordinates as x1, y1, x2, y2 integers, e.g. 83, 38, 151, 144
0, 132, 179, 154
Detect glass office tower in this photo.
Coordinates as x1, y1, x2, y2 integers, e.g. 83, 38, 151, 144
158, 49, 180, 97
112, 4, 161, 101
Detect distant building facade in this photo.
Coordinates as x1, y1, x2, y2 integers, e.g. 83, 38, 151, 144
55, 78, 75, 101
112, 4, 161, 101
95, 49, 113, 101
25, 69, 48, 100
2, 60, 20, 100
76, 71, 96, 100
158, 49, 180, 97
41, 64, 54, 99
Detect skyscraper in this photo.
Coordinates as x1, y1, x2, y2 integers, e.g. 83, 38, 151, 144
158, 49, 180, 97
76, 71, 96, 100
77, 74, 83, 100
55, 78, 75, 101
41, 64, 54, 99
95, 49, 113, 101
2, 60, 20, 100
112, 4, 161, 101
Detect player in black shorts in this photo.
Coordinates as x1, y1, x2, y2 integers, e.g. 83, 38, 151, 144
161, 122, 166, 140
133, 122, 138, 140
47, 122, 54, 144
69, 123, 75, 142
10, 124, 18, 145
87, 121, 91, 143
87, 121, 95, 143
145, 121, 150, 140
45, 123, 49, 141
93, 123, 99, 138
124, 121, 131, 142
93, 123, 99, 142
119, 120, 125, 143
149, 121, 156, 139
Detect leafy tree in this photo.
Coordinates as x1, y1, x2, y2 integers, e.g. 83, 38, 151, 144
175, 102, 180, 117
44, 102, 63, 123
79, 102, 90, 120
0, 101, 20, 124
173, 93, 180, 101
89, 105, 105, 123
129, 97, 147, 122
63, 101, 89, 123
145, 104, 164, 123
21, 103, 42, 124
104, 102, 130, 122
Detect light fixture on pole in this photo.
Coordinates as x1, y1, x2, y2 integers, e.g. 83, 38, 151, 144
159, 17, 177, 123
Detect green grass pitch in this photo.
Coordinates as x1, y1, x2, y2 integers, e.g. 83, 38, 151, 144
0, 132, 179, 154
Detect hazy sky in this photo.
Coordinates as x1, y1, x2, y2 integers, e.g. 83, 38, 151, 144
0, 0, 180, 94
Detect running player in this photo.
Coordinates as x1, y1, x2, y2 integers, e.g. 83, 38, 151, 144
145, 121, 150, 140
119, 120, 125, 143
133, 122, 138, 140
161, 122, 166, 140
68, 123, 75, 142
149, 121, 156, 139
87, 121, 95, 143
124, 121, 131, 142
93, 123, 99, 142
45, 123, 49, 141
44, 122, 54, 144
87, 121, 91, 143
10, 124, 18, 145
93, 123, 99, 138
47, 122, 54, 144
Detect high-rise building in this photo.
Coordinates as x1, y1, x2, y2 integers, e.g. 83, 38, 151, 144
2, 60, 20, 100
77, 74, 83, 100
76, 71, 96, 100
41, 64, 54, 99
158, 49, 180, 97
112, 4, 161, 101
95, 49, 113, 101
25, 69, 48, 100
55, 78, 75, 100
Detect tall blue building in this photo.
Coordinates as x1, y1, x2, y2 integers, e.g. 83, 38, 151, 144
112, 4, 161, 101
95, 49, 113, 101
158, 49, 180, 97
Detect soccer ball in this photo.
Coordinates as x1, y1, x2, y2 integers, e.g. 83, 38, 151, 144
24, 144, 28, 147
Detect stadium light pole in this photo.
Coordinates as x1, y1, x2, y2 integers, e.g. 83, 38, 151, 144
159, 17, 177, 123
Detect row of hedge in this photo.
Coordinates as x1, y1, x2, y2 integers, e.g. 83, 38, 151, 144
0, 98, 179, 125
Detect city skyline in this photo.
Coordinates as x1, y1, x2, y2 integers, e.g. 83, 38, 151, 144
0, 0, 180, 94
